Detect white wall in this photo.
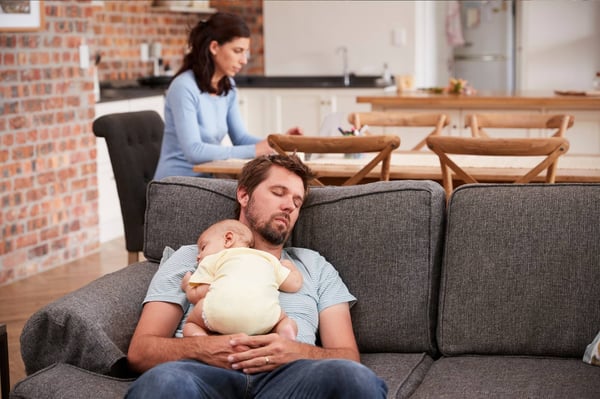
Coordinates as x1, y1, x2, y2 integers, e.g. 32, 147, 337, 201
264, 0, 600, 91
517, 0, 600, 91
264, 1, 417, 78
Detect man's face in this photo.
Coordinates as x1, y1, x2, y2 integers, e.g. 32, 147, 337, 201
238, 165, 305, 246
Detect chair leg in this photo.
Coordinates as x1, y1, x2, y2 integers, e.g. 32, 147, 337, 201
0, 323, 9, 399
128, 251, 139, 265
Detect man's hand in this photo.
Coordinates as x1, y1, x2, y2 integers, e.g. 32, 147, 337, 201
227, 333, 304, 374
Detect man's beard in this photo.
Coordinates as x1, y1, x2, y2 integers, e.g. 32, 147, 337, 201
244, 196, 290, 245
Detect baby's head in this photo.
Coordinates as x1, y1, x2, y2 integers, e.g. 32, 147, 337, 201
196, 219, 254, 262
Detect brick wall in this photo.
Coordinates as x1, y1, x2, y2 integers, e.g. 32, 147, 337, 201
0, 0, 264, 286
94, 0, 264, 81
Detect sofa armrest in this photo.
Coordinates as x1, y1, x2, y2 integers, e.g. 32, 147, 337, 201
20, 261, 158, 377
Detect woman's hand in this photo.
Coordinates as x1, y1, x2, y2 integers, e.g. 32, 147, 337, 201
285, 126, 303, 136
255, 139, 275, 156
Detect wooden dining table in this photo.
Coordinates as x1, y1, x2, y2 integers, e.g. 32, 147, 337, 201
193, 152, 600, 185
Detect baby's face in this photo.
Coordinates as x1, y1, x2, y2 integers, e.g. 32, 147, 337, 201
196, 232, 225, 262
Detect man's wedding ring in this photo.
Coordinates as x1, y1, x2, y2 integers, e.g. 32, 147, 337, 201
265, 356, 270, 365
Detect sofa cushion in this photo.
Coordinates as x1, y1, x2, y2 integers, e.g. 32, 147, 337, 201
293, 180, 445, 354
144, 177, 238, 261
409, 355, 600, 399
20, 261, 158, 376
10, 363, 133, 399
438, 184, 600, 357
361, 353, 434, 399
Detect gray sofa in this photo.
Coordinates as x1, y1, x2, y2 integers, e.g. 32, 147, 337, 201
11, 177, 600, 398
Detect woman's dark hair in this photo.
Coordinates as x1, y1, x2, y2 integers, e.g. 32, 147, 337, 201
174, 12, 250, 95
235, 154, 316, 218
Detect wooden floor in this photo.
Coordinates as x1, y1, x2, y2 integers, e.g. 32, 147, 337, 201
0, 237, 129, 391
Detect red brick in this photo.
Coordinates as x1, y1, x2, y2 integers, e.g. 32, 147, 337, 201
27, 217, 48, 231
14, 177, 34, 190
1, 133, 14, 146
1, 249, 26, 269
28, 244, 49, 258
9, 115, 28, 130
26, 187, 48, 202
12, 145, 34, 159
16, 233, 37, 249
40, 226, 60, 241
37, 171, 56, 185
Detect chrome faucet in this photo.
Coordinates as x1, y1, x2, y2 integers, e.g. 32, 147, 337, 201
336, 46, 350, 86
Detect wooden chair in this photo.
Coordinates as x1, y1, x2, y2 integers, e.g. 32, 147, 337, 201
426, 115, 572, 198
466, 113, 574, 138
348, 112, 450, 151
267, 134, 400, 186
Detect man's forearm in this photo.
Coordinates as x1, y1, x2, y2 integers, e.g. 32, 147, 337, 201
128, 334, 232, 373
300, 341, 360, 362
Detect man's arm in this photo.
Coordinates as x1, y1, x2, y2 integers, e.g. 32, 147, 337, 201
127, 301, 239, 373
227, 302, 359, 374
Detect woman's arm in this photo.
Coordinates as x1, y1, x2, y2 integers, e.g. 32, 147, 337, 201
166, 75, 257, 164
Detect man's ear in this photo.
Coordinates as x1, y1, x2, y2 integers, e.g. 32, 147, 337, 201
237, 187, 249, 208
223, 231, 235, 248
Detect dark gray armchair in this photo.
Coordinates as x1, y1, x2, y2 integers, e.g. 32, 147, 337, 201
92, 110, 163, 264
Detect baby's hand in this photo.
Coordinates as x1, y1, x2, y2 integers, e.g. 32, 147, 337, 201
181, 271, 192, 291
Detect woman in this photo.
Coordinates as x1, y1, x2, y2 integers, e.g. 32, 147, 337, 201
154, 12, 302, 180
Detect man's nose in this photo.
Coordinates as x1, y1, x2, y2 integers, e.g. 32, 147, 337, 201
281, 196, 296, 212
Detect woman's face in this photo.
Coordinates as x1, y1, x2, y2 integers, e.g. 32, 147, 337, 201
211, 37, 250, 79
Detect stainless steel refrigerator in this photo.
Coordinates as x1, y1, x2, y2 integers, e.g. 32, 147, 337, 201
452, 0, 515, 93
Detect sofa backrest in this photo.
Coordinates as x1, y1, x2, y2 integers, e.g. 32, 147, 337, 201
145, 177, 239, 261
145, 177, 446, 355
437, 183, 600, 358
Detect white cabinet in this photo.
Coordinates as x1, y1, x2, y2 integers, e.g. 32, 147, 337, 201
237, 88, 381, 138
94, 96, 165, 243
555, 110, 600, 155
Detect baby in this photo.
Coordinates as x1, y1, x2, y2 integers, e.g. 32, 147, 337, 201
181, 219, 302, 340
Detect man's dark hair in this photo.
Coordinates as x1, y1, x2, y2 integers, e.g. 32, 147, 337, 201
235, 154, 315, 217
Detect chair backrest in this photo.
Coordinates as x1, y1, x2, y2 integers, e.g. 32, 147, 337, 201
267, 134, 400, 186
426, 135, 570, 198
92, 110, 164, 259
348, 111, 450, 151
466, 113, 574, 138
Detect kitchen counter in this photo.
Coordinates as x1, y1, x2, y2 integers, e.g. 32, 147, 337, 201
357, 90, 600, 157
357, 91, 600, 110
99, 74, 385, 102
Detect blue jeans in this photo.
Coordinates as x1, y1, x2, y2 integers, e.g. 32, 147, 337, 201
125, 359, 388, 398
